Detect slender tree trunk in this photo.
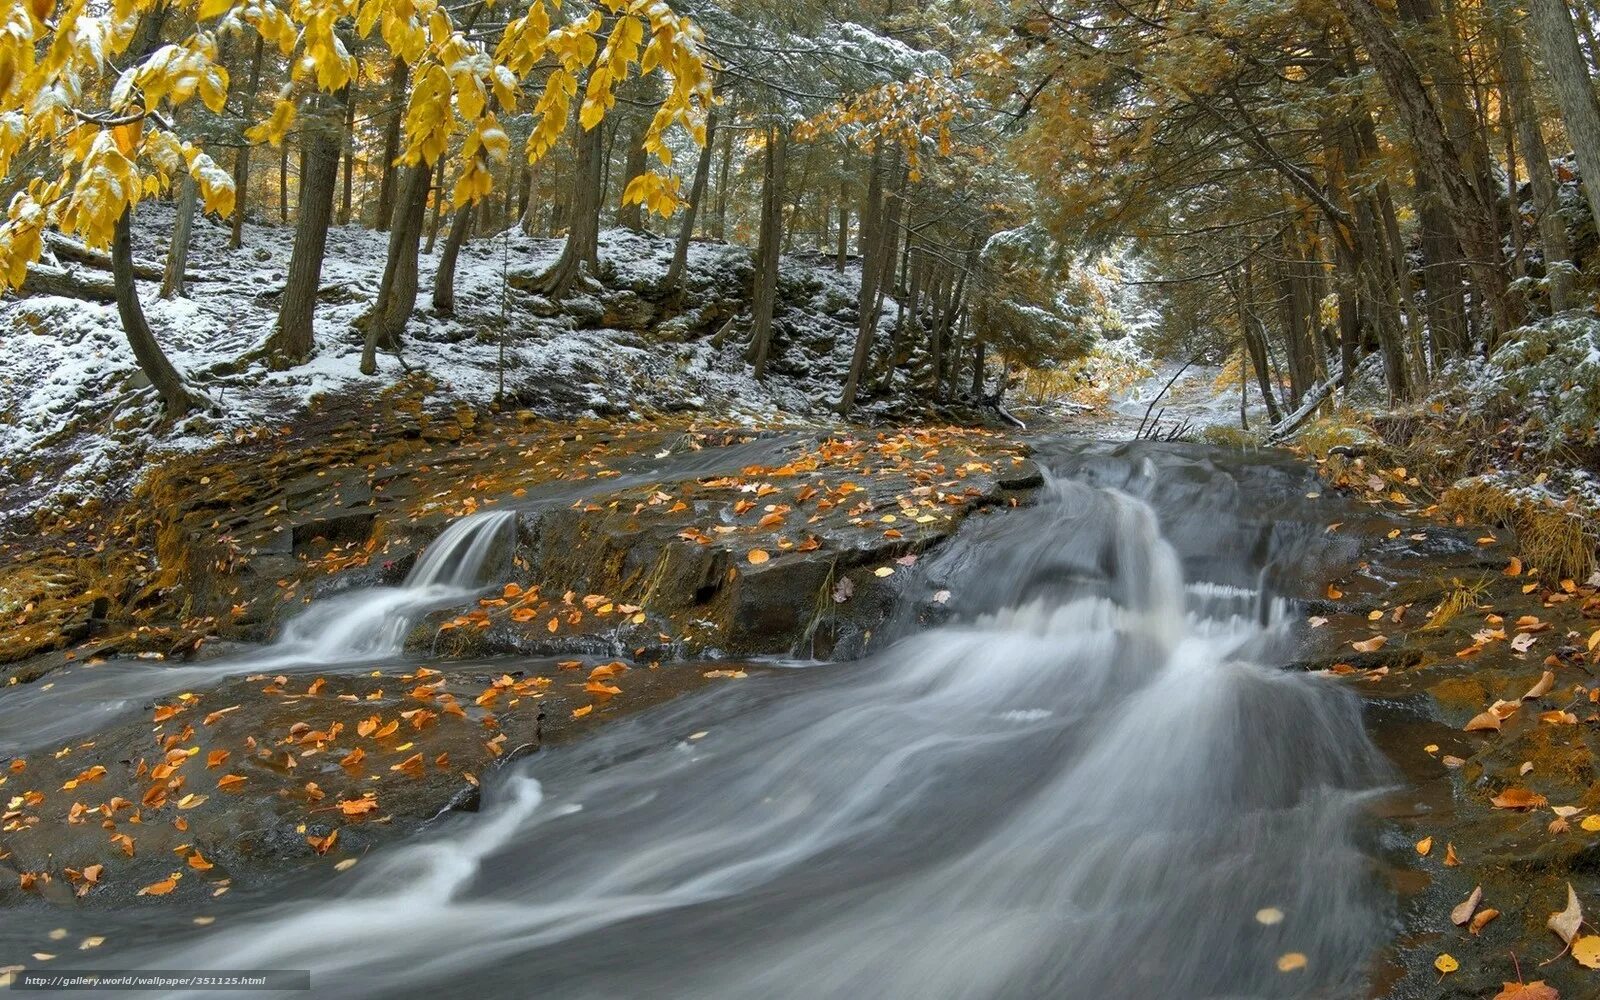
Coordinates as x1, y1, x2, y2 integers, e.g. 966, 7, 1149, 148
838, 143, 886, 411
712, 121, 733, 240
114, 212, 199, 417
1237, 261, 1284, 425
1527, 0, 1600, 240
278, 144, 289, 223
615, 114, 650, 232
1500, 15, 1574, 312
835, 177, 850, 270
665, 108, 718, 289
266, 88, 347, 364
229, 33, 265, 250
339, 63, 357, 226
423, 155, 447, 254
362, 163, 430, 373
160, 174, 197, 299
432, 202, 474, 314
374, 59, 410, 231
748, 124, 788, 378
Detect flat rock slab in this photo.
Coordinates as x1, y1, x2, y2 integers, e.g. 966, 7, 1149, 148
1, 664, 541, 907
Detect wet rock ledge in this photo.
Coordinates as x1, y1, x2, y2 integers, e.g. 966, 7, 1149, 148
426, 429, 1043, 663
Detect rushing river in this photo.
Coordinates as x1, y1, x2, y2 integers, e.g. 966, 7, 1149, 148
2, 439, 1393, 998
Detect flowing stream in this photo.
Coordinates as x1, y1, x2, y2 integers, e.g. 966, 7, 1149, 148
4, 439, 1393, 998
0, 511, 517, 752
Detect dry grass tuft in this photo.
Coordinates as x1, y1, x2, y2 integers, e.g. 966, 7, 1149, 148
1440, 477, 1597, 581
1421, 576, 1492, 631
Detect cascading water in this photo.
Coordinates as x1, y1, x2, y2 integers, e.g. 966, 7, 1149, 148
272, 509, 518, 659
0, 511, 517, 753
96, 448, 1390, 1000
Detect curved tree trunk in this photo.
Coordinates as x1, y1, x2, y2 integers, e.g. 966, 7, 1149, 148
265, 88, 347, 364
432, 202, 474, 314
113, 212, 200, 418
373, 59, 411, 231
664, 108, 719, 289
362, 162, 430, 374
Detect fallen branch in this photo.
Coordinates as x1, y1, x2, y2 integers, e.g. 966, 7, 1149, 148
1265, 352, 1382, 444
44, 231, 210, 283
15, 262, 117, 303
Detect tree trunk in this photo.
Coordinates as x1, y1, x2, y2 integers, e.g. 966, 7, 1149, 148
1499, 15, 1574, 312
265, 88, 347, 364
665, 109, 718, 289
712, 121, 733, 240
339, 62, 358, 226
1526, 0, 1600, 241
1336, 0, 1521, 338
362, 163, 430, 373
748, 123, 788, 379
615, 114, 650, 232
1239, 287, 1285, 424
835, 177, 850, 270
432, 202, 474, 314
114, 212, 199, 417
278, 144, 289, 223
229, 33, 265, 250
374, 59, 410, 231
423, 155, 447, 254
837, 143, 886, 412
160, 174, 197, 299
531, 112, 605, 298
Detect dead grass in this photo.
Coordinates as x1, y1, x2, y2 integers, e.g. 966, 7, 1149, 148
1421, 576, 1493, 631
1440, 477, 1597, 581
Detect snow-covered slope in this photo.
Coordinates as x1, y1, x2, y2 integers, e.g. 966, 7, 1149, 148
0, 205, 909, 525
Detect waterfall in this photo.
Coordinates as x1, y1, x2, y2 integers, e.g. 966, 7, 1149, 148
272, 510, 518, 659
0, 511, 518, 753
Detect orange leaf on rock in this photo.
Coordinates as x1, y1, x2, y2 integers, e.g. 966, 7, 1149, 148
390, 753, 424, 777
1492, 983, 1559, 1000
137, 873, 180, 896
337, 796, 379, 817
747, 549, 771, 565
1490, 787, 1547, 810
1351, 636, 1387, 653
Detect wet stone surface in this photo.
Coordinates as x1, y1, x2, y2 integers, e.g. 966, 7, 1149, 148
1291, 461, 1600, 999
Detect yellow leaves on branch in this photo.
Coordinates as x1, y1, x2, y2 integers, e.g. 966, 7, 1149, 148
0, 0, 714, 291
621, 171, 684, 217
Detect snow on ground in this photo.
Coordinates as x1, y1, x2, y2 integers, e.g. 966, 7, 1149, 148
0, 204, 904, 527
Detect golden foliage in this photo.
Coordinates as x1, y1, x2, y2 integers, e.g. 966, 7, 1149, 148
0, 0, 714, 291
